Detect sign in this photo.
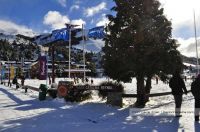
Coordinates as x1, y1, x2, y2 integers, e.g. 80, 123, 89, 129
39, 56, 47, 80
10, 65, 15, 79
57, 81, 74, 97
88, 26, 105, 39
1, 66, 5, 79
52, 28, 69, 42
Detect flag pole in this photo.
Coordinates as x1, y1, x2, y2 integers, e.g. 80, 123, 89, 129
68, 24, 71, 79
194, 10, 199, 75
52, 45, 55, 83
82, 24, 86, 83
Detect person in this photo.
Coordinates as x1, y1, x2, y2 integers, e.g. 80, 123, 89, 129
91, 79, 94, 84
21, 75, 25, 86
49, 75, 51, 85
12, 76, 19, 89
86, 78, 89, 83
169, 71, 188, 117
191, 74, 200, 121
73, 76, 76, 84
155, 76, 159, 84
76, 77, 79, 84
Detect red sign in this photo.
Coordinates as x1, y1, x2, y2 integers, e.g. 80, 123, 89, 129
39, 56, 47, 80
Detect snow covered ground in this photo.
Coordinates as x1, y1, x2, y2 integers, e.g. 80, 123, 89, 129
0, 78, 200, 132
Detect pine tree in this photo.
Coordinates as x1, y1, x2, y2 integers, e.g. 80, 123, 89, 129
103, 0, 183, 107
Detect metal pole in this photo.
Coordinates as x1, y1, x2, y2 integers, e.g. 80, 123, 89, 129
68, 26, 71, 79
0, 63, 2, 84
46, 51, 48, 86
8, 62, 10, 87
82, 24, 86, 83
52, 45, 55, 83
194, 10, 199, 74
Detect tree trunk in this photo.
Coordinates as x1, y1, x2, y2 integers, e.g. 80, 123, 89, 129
135, 74, 146, 107
145, 75, 152, 102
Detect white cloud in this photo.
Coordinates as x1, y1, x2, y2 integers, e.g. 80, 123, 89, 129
90, 39, 105, 50
177, 37, 200, 57
160, 0, 200, 34
70, 5, 80, 12
0, 20, 36, 36
75, 39, 104, 52
84, 2, 106, 17
71, 19, 86, 28
57, 0, 67, 7
96, 14, 109, 26
43, 11, 70, 29
43, 11, 86, 29
158, 0, 200, 57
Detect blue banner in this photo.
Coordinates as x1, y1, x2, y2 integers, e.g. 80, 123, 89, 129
1, 66, 5, 79
52, 28, 70, 42
88, 26, 105, 39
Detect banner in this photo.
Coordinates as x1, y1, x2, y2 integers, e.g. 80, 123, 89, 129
10, 65, 15, 80
1, 66, 5, 79
52, 28, 69, 42
16, 67, 21, 77
39, 56, 47, 80
88, 26, 105, 39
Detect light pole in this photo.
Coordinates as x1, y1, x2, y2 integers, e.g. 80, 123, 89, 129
194, 10, 199, 75
65, 23, 79, 79
52, 45, 55, 83
82, 24, 86, 83
65, 23, 72, 79
69, 26, 71, 79
0, 62, 2, 84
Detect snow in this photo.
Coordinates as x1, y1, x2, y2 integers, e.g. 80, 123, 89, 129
0, 33, 34, 45
0, 78, 200, 132
183, 62, 195, 67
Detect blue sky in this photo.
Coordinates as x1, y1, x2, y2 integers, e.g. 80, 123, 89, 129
0, 0, 200, 57
0, 0, 114, 33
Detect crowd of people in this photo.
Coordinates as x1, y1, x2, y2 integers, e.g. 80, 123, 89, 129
73, 76, 94, 85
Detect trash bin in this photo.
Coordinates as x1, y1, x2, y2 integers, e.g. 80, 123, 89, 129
39, 84, 47, 101
40, 84, 47, 92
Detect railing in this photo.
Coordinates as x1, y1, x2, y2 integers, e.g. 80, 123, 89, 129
122, 90, 191, 98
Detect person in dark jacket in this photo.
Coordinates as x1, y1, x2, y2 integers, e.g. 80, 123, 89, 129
169, 71, 188, 117
21, 75, 25, 86
12, 76, 19, 89
191, 74, 200, 121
